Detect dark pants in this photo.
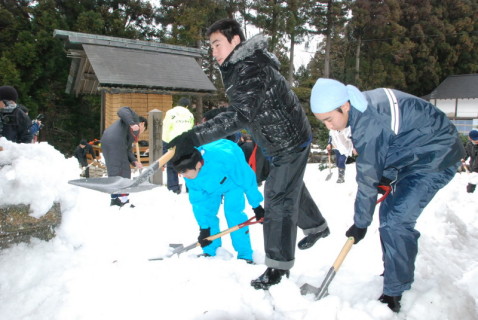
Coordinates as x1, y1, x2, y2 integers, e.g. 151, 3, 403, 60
263, 145, 328, 270
333, 149, 347, 169
163, 141, 180, 192
379, 164, 457, 296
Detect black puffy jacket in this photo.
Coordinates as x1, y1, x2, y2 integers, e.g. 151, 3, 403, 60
193, 35, 311, 157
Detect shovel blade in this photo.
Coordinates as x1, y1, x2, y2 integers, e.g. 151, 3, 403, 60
325, 172, 333, 181
300, 283, 329, 300
68, 177, 159, 194
300, 283, 320, 296
148, 244, 185, 261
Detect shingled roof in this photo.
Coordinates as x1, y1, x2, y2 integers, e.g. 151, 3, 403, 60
429, 74, 478, 99
53, 30, 216, 95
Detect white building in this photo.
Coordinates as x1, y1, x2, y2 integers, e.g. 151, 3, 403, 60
427, 74, 478, 135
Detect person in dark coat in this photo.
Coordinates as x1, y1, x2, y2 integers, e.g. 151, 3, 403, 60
168, 18, 329, 289
100, 107, 147, 207
462, 129, 478, 193
310, 78, 465, 313
74, 139, 96, 178
238, 133, 254, 162
239, 133, 270, 186
0, 86, 32, 143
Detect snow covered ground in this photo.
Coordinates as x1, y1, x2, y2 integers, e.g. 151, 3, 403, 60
0, 137, 477, 320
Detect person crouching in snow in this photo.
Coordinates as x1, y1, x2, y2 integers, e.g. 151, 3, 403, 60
310, 78, 464, 313
171, 139, 264, 264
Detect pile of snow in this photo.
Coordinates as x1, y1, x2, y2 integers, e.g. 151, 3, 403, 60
0, 138, 477, 319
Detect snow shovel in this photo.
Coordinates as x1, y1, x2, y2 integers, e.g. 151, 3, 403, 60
300, 237, 354, 300
325, 152, 333, 181
149, 216, 263, 261
68, 148, 175, 194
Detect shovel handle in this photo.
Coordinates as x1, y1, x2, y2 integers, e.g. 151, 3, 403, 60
332, 237, 354, 271
131, 148, 175, 186
151, 216, 263, 260
135, 141, 141, 161
205, 216, 263, 242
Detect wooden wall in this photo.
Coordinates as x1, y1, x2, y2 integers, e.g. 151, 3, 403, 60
104, 92, 172, 141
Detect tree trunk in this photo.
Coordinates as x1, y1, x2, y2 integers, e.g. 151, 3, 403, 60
324, 0, 333, 78
288, 33, 295, 84
355, 35, 361, 84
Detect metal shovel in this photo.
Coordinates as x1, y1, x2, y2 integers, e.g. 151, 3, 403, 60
149, 216, 263, 261
300, 237, 354, 300
68, 148, 175, 194
325, 152, 333, 181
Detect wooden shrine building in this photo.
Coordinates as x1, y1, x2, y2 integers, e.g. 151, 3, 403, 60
53, 30, 216, 140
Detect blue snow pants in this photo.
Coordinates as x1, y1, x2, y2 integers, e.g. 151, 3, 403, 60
200, 188, 253, 260
379, 164, 458, 296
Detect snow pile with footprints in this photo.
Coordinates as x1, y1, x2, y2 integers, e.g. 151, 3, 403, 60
0, 138, 477, 320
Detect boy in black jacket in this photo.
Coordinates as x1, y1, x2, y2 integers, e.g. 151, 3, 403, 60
169, 19, 329, 289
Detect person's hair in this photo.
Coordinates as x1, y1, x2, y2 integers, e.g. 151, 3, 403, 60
336, 106, 343, 113
206, 18, 245, 42
177, 97, 190, 107
139, 116, 148, 130
203, 107, 228, 121
172, 149, 203, 173
0, 85, 18, 102
80, 139, 87, 145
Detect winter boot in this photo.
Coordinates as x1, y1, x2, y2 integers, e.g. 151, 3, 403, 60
251, 267, 289, 290
298, 227, 330, 250
336, 168, 345, 183
379, 294, 402, 313
110, 198, 134, 208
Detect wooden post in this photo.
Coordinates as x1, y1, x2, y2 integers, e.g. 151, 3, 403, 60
148, 109, 163, 185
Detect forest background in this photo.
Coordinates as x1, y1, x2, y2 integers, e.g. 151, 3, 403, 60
0, 0, 477, 155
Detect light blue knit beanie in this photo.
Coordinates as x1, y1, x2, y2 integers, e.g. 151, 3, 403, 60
310, 78, 368, 113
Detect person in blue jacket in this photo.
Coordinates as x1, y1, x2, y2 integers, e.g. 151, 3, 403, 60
172, 139, 264, 263
310, 78, 464, 313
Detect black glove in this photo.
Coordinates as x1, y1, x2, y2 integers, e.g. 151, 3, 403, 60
345, 224, 367, 244
467, 183, 476, 193
169, 130, 200, 161
377, 176, 392, 195
198, 228, 212, 248
253, 205, 265, 221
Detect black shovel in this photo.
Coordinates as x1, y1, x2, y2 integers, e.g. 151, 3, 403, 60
300, 237, 354, 300
149, 216, 263, 261
68, 148, 175, 194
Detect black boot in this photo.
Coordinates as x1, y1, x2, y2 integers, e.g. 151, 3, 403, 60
379, 294, 401, 313
110, 198, 124, 207
110, 198, 134, 208
297, 227, 330, 250
251, 267, 289, 290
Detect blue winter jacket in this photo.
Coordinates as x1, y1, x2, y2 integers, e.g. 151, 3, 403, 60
185, 139, 264, 228
350, 88, 465, 228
